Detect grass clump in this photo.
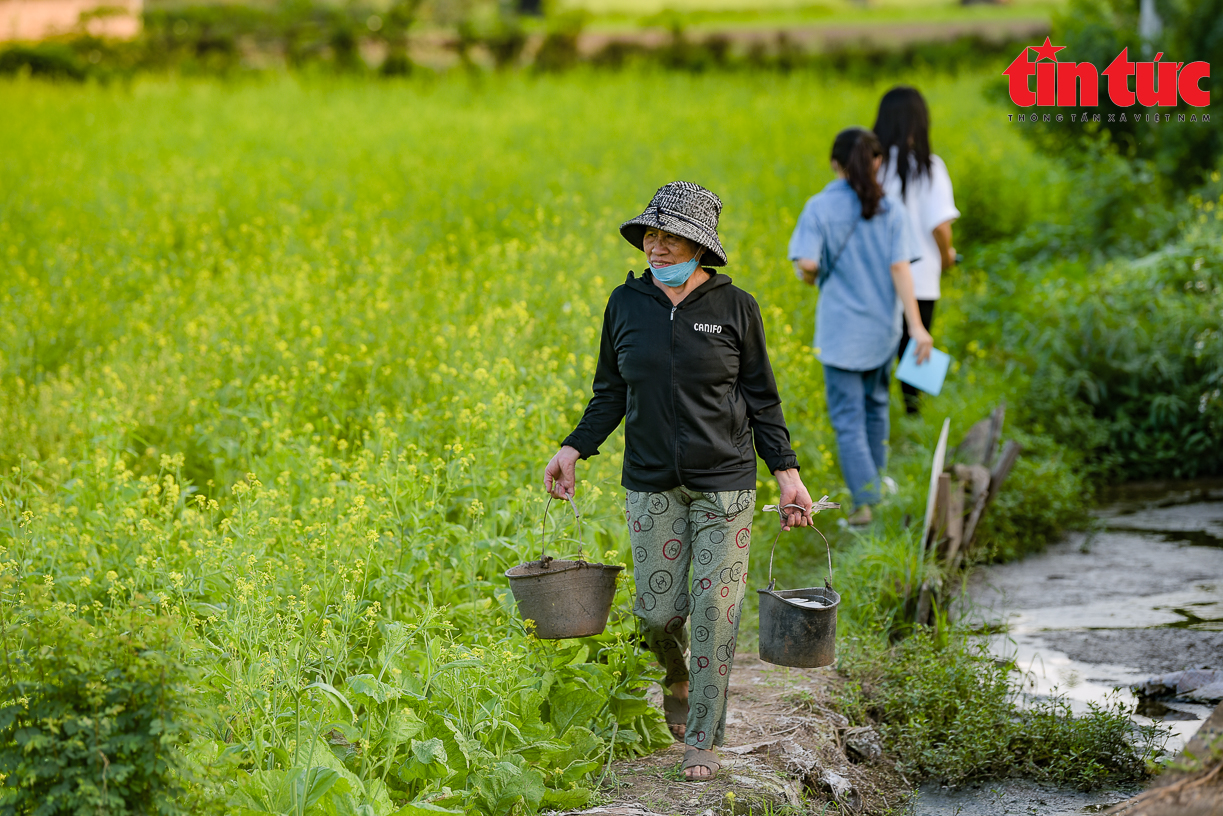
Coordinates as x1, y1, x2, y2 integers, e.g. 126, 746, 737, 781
836, 630, 1165, 790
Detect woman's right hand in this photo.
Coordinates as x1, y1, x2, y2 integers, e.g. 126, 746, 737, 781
544, 446, 581, 499
911, 326, 934, 365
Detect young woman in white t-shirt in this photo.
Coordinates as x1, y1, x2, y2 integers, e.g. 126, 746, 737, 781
873, 86, 960, 414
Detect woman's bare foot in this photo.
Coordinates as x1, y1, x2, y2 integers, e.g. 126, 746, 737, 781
684, 763, 713, 780
682, 747, 720, 781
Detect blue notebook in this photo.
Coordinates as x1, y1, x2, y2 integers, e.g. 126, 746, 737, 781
896, 342, 951, 396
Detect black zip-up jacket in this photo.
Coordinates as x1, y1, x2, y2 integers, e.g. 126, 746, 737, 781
563, 270, 800, 492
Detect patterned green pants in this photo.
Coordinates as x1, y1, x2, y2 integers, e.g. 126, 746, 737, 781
625, 486, 756, 749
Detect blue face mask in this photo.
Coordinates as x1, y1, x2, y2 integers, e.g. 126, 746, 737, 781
649, 254, 701, 287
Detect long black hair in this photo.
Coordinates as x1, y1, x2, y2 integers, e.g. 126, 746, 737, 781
872, 86, 933, 199
830, 127, 884, 220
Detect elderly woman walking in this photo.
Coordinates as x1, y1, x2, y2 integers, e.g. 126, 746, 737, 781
544, 181, 814, 781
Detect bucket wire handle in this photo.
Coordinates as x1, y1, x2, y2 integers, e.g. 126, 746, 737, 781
761, 495, 841, 590
539, 494, 584, 563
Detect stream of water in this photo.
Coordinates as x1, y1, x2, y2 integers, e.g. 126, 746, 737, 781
913, 481, 1223, 815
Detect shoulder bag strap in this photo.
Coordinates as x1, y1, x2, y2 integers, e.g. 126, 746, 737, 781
817, 215, 860, 287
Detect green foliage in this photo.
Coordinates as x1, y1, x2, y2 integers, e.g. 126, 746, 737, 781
1027, 0, 1223, 185
1, 8, 1049, 82
139, 1, 417, 74
0, 44, 88, 81
972, 429, 1091, 562
958, 198, 1223, 483
0, 598, 209, 816
837, 631, 1165, 789
0, 64, 1179, 809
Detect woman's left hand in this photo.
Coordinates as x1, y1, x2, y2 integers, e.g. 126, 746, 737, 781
772, 469, 813, 531
910, 325, 934, 365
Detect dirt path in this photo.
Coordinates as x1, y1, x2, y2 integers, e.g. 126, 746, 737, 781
409, 17, 1049, 69
574, 17, 1050, 55
574, 485, 1223, 815
571, 652, 910, 815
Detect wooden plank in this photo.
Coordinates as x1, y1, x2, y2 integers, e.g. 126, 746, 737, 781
950, 402, 1005, 468
927, 472, 951, 551
957, 463, 993, 558
953, 464, 991, 505
951, 417, 992, 467
961, 440, 1023, 553
940, 479, 966, 566
983, 403, 1006, 469
984, 439, 1023, 512
921, 418, 951, 544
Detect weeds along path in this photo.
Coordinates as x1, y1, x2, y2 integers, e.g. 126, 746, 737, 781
0, 70, 1072, 814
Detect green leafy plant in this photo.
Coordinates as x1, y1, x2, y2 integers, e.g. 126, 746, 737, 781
957, 198, 1223, 484
835, 630, 1166, 789
0, 596, 211, 816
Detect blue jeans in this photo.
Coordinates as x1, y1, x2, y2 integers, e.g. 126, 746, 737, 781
823, 363, 890, 506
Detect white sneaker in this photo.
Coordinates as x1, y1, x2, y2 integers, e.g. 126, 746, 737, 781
882, 476, 899, 495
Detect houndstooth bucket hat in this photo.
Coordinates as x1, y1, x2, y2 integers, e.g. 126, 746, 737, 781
620, 181, 729, 267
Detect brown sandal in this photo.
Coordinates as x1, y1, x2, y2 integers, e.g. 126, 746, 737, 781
683, 747, 720, 781
663, 695, 688, 740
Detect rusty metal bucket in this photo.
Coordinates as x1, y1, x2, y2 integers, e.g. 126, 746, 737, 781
505, 496, 623, 639
758, 498, 841, 668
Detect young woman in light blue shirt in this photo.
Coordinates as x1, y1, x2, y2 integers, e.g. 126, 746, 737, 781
788, 127, 933, 525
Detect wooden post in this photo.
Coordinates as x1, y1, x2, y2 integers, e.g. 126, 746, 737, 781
922, 418, 951, 545
983, 404, 1006, 470
985, 440, 1023, 512
927, 472, 951, 551
955, 463, 992, 561
940, 479, 966, 566
960, 441, 1023, 555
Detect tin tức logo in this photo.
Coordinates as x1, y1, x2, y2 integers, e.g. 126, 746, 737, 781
1005, 36, 1210, 110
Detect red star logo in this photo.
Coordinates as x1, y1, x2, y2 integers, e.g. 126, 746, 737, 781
1030, 36, 1066, 62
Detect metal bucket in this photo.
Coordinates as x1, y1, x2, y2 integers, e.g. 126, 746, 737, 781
759, 582, 840, 668
757, 498, 842, 669
506, 496, 623, 639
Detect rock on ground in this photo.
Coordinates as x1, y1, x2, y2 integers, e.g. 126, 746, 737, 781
1134, 670, 1223, 702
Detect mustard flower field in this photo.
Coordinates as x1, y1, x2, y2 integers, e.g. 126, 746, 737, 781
0, 71, 1069, 814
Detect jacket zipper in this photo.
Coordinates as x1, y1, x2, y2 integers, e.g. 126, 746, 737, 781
670, 302, 680, 479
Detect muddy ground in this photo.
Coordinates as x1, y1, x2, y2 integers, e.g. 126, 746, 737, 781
938, 486, 1223, 816
576, 653, 910, 815
962, 488, 1223, 756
